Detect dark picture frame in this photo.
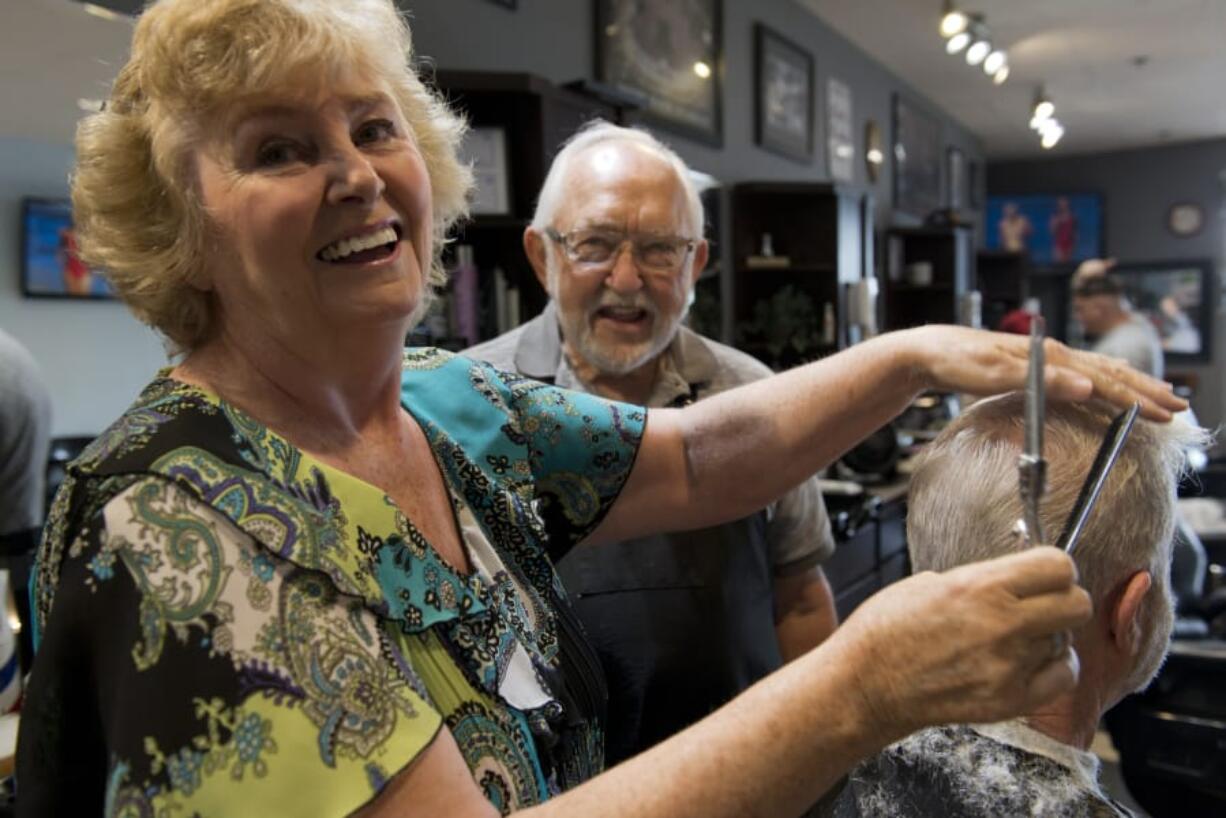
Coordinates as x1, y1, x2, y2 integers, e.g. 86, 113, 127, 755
754, 23, 814, 163
1110, 259, 1215, 363
595, 0, 723, 146
892, 94, 942, 218
947, 146, 966, 209
20, 197, 114, 300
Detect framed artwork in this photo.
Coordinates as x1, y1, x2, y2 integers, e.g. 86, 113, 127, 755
457, 127, 511, 216
596, 0, 722, 146
21, 198, 114, 299
984, 193, 1105, 264
826, 76, 855, 182
754, 23, 813, 162
947, 147, 966, 209
1110, 259, 1215, 362
892, 94, 942, 218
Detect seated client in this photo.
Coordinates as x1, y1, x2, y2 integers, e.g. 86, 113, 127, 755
822, 393, 1206, 818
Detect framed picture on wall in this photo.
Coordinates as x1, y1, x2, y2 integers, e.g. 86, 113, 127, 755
753, 23, 813, 163
1110, 259, 1215, 362
20, 198, 114, 300
947, 147, 966, 209
826, 77, 855, 182
596, 0, 722, 146
892, 95, 942, 218
984, 193, 1104, 264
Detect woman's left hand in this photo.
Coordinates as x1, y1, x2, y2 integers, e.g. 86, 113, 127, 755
896, 324, 1186, 422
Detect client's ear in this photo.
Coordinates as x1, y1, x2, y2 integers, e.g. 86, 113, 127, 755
1111, 570, 1153, 656
523, 227, 550, 295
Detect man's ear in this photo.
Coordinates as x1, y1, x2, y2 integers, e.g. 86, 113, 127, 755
1111, 570, 1153, 657
523, 227, 551, 295
690, 239, 709, 288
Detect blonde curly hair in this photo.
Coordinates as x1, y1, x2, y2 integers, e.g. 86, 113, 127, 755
72, 0, 472, 352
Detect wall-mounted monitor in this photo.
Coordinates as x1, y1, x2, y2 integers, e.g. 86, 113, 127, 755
1111, 259, 1215, 364
985, 193, 1104, 265
20, 198, 114, 299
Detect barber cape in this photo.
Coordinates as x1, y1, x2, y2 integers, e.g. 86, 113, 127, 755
821, 720, 1134, 817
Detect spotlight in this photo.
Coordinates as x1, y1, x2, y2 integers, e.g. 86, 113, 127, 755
1040, 121, 1064, 149
946, 31, 970, 54
983, 49, 1006, 75
940, 1, 968, 37
966, 38, 991, 66
693, 61, 711, 79
1031, 87, 1055, 125
993, 64, 1010, 85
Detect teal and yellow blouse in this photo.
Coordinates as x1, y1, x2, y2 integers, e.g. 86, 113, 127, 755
20, 348, 645, 816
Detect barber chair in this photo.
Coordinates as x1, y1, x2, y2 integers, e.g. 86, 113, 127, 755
1104, 470, 1226, 816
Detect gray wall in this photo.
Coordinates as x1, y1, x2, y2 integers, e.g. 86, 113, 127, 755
989, 138, 1226, 430
0, 138, 168, 436
2, 0, 986, 436
406, 0, 986, 274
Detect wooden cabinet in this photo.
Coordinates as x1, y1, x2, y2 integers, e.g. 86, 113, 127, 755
730, 183, 864, 369
882, 226, 974, 331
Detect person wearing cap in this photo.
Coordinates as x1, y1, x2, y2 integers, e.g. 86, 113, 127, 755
1071, 260, 1163, 378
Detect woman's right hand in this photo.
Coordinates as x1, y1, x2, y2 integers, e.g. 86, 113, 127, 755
833, 546, 1092, 742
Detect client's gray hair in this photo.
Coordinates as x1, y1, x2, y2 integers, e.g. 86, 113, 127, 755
908, 394, 1206, 605
530, 119, 704, 238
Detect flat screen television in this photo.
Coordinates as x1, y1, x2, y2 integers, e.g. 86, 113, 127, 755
1109, 259, 1216, 364
20, 197, 114, 299
985, 193, 1104, 265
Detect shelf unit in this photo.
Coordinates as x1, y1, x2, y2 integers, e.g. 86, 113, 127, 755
881, 226, 974, 331
730, 183, 864, 370
427, 71, 624, 342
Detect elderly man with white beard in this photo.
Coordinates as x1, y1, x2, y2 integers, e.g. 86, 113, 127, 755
466, 120, 839, 766
819, 393, 1208, 818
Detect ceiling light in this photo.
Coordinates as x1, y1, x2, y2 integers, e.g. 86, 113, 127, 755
1040, 121, 1064, 149
940, 2, 968, 37
992, 64, 1010, 85
1031, 87, 1055, 124
693, 61, 711, 79
946, 31, 970, 54
81, 2, 125, 21
983, 49, 1006, 76
966, 38, 991, 66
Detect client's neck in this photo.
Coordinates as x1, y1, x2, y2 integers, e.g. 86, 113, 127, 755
1020, 654, 1108, 751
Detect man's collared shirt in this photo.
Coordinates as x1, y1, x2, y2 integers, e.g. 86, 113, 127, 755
467, 303, 835, 765
467, 301, 834, 575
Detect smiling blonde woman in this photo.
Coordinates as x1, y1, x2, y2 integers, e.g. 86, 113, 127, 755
18, 1, 1187, 817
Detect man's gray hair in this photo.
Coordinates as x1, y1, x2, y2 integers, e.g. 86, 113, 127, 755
908, 394, 1208, 605
530, 120, 705, 238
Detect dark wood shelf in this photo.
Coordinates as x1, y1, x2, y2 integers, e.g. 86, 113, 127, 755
887, 283, 954, 293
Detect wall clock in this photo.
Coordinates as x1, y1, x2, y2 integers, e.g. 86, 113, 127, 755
1168, 202, 1204, 237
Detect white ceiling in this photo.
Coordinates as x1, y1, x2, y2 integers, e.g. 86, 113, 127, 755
0, 0, 134, 148
6, 0, 1226, 161
798, 0, 1226, 159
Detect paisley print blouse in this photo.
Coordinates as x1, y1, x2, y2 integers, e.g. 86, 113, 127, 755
19, 348, 645, 816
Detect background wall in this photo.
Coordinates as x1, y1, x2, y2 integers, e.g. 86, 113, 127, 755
0, 138, 167, 436
1, 0, 987, 438
989, 138, 1226, 429
407, 0, 985, 221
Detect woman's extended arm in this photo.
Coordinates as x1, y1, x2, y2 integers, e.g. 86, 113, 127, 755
369, 547, 1091, 818
593, 324, 1185, 544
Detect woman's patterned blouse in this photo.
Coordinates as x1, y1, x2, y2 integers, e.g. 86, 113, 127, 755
20, 348, 646, 816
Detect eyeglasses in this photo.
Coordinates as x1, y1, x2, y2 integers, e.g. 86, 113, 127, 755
544, 227, 696, 275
